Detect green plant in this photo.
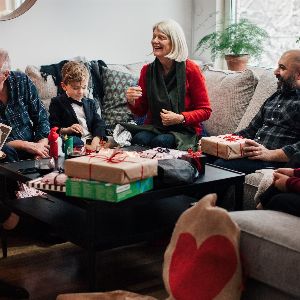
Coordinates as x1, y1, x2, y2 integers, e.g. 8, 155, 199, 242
196, 19, 269, 61
297, 37, 300, 44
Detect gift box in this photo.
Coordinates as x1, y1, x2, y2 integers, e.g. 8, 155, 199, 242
27, 177, 66, 193
65, 177, 153, 202
64, 149, 158, 185
180, 149, 206, 175
201, 134, 246, 160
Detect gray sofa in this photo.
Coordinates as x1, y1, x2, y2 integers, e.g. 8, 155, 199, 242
25, 61, 299, 299
203, 67, 300, 299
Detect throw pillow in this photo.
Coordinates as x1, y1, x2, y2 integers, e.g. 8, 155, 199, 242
102, 68, 138, 128
25, 65, 57, 111
203, 67, 258, 136
163, 193, 242, 300
236, 68, 277, 131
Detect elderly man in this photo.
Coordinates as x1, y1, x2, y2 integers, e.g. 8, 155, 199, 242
0, 49, 50, 162
213, 49, 300, 174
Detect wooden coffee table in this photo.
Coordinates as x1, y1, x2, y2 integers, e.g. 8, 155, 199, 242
0, 159, 245, 290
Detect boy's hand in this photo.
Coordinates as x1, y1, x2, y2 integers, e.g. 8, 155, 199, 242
64, 124, 83, 135
273, 172, 289, 192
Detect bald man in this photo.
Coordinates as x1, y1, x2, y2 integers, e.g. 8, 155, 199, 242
213, 50, 300, 174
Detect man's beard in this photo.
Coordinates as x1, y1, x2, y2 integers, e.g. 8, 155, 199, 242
277, 74, 297, 92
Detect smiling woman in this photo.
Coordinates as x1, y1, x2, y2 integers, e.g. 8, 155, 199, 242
0, 0, 36, 21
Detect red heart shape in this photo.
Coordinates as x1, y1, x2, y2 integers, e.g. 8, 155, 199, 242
169, 233, 238, 300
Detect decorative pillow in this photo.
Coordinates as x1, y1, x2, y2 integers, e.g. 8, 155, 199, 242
163, 194, 242, 300
203, 67, 258, 136
25, 65, 57, 111
236, 68, 277, 131
102, 68, 138, 128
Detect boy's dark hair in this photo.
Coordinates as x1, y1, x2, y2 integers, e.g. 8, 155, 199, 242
61, 61, 89, 85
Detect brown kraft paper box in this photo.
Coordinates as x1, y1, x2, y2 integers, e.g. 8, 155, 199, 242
64, 149, 158, 185
201, 134, 247, 160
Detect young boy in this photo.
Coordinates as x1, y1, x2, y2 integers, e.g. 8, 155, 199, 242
49, 61, 107, 150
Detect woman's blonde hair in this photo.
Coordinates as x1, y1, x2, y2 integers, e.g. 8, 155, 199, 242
153, 19, 188, 62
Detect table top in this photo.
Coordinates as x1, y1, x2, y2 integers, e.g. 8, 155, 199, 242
0, 158, 245, 249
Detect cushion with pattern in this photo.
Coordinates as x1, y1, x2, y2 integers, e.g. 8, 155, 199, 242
102, 67, 138, 128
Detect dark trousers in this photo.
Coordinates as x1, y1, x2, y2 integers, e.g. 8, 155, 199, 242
259, 152, 300, 216
260, 186, 300, 217
1, 144, 33, 163
132, 131, 176, 149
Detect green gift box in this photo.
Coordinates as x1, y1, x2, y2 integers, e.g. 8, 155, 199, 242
66, 177, 153, 202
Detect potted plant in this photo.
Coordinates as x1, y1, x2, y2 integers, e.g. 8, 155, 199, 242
196, 19, 269, 71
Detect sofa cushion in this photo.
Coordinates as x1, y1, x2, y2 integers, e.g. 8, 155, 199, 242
25, 65, 57, 111
230, 210, 300, 298
102, 68, 138, 128
236, 68, 277, 131
203, 68, 258, 136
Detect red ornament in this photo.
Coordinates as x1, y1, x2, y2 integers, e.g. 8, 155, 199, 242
48, 127, 59, 159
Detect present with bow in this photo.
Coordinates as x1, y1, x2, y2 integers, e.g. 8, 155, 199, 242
201, 134, 246, 160
64, 148, 158, 185
179, 149, 206, 175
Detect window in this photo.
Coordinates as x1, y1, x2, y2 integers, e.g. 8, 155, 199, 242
232, 0, 300, 68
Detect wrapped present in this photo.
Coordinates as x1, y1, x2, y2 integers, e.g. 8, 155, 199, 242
139, 147, 187, 160
27, 176, 66, 193
201, 134, 246, 160
180, 149, 206, 175
64, 149, 157, 184
65, 177, 153, 202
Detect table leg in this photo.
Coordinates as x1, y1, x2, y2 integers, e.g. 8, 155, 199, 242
234, 179, 244, 211
87, 202, 97, 291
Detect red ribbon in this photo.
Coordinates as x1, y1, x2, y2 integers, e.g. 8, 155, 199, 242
85, 150, 144, 181
186, 149, 203, 171
215, 134, 244, 158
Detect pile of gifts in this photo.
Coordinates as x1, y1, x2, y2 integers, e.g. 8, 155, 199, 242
64, 148, 157, 202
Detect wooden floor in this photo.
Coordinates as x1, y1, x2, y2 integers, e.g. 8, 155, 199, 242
0, 229, 169, 300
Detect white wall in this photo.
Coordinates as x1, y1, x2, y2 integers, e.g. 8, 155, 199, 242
0, 0, 194, 70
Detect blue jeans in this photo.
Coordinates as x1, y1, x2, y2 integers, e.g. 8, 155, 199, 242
2, 144, 32, 162
131, 131, 176, 148
213, 158, 286, 174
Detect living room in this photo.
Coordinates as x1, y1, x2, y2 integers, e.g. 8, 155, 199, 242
0, 0, 300, 299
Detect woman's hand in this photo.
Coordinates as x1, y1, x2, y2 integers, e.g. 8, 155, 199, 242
273, 172, 289, 192
126, 86, 142, 105
160, 109, 184, 126
274, 168, 294, 177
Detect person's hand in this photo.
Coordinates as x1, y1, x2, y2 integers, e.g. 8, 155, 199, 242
160, 109, 184, 126
25, 142, 50, 158
3, 212, 19, 230
126, 86, 142, 105
242, 139, 274, 161
273, 172, 289, 192
64, 124, 83, 135
274, 168, 294, 177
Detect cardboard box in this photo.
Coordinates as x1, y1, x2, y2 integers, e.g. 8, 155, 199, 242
65, 177, 153, 202
201, 134, 246, 160
64, 149, 157, 184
